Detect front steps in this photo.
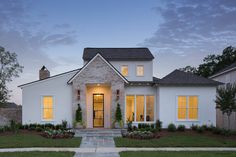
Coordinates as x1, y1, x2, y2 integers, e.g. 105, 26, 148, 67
74, 129, 124, 137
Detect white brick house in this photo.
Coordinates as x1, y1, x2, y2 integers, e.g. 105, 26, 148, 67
19, 48, 221, 128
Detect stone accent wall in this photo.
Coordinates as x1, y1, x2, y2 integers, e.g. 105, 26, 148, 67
0, 107, 22, 126
72, 56, 125, 128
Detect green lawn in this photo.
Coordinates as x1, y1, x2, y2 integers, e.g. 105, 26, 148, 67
115, 134, 236, 147
0, 152, 75, 157
120, 151, 236, 157
0, 134, 81, 148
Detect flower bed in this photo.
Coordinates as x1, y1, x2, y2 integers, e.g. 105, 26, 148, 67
122, 130, 155, 140
41, 129, 75, 139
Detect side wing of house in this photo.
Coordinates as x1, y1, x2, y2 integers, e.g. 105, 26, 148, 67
19, 70, 78, 127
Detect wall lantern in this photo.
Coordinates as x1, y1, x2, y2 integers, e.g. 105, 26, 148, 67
116, 89, 120, 100
77, 89, 80, 100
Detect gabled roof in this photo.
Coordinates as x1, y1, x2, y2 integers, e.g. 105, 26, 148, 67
83, 47, 154, 61
68, 53, 129, 84
156, 69, 222, 86
18, 68, 80, 88
209, 62, 236, 78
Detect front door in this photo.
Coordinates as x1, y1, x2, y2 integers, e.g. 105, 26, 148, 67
93, 94, 104, 127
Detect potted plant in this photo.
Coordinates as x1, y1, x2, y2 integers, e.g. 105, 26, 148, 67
114, 103, 123, 128
75, 104, 83, 129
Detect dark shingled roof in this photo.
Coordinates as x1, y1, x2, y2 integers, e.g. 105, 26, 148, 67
83, 48, 154, 61
157, 70, 222, 86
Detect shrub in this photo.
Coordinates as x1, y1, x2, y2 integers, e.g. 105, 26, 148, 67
4, 125, 10, 131
36, 126, 43, 132
115, 103, 122, 122
122, 130, 154, 140
127, 120, 133, 132
76, 104, 82, 122
191, 124, 198, 131
156, 120, 162, 131
168, 123, 176, 132
212, 127, 221, 134
62, 120, 67, 129
177, 125, 185, 131
0, 127, 4, 133
197, 126, 205, 133
10, 120, 20, 133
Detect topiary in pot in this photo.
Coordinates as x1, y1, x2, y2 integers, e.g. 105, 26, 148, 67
114, 103, 123, 128
75, 104, 83, 129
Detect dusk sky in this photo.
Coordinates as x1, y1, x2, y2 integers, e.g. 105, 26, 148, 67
1, 0, 236, 105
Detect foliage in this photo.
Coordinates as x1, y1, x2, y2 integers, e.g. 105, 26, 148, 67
127, 119, 133, 132
10, 120, 20, 134
191, 124, 198, 131
196, 126, 205, 133
115, 103, 122, 122
179, 46, 236, 77
122, 130, 154, 140
167, 123, 176, 132
0, 46, 23, 105
76, 104, 82, 122
155, 120, 162, 131
62, 120, 68, 129
42, 129, 75, 139
215, 84, 236, 130
177, 125, 185, 131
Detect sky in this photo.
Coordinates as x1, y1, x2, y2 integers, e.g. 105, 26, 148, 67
0, 0, 236, 105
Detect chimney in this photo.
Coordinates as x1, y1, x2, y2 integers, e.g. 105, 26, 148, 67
39, 66, 50, 80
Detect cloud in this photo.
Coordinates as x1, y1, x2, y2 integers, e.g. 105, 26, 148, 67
0, 0, 78, 104
142, 0, 236, 54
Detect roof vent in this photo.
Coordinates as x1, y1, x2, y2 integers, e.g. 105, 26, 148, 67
39, 66, 50, 80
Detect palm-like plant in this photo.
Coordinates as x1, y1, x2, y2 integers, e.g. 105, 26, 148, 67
215, 84, 236, 130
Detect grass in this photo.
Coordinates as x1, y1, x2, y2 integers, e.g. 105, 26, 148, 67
0, 134, 81, 148
0, 151, 75, 157
115, 134, 236, 147
120, 151, 236, 157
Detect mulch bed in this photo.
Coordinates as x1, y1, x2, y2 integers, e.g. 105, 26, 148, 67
156, 129, 236, 140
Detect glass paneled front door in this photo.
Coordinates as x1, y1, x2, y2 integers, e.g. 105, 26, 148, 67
93, 94, 104, 127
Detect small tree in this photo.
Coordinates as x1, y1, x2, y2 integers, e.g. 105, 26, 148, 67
115, 103, 122, 122
215, 84, 236, 130
76, 104, 82, 123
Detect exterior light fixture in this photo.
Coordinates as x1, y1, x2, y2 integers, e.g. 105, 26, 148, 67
77, 89, 80, 100
116, 89, 120, 100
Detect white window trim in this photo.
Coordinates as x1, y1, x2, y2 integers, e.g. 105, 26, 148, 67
125, 94, 155, 123
136, 65, 144, 77
176, 95, 199, 122
121, 65, 129, 77
41, 95, 55, 122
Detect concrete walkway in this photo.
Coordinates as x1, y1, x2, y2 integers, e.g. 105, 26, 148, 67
0, 147, 236, 153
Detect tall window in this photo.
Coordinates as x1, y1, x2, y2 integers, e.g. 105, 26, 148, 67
42, 96, 53, 120
136, 96, 144, 121
136, 65, 144, 76
146, 96, 154, 121
177, 96, 198, 120
126, 95, 155, 122
126, 96, 135, 121
121, 65, 128, 76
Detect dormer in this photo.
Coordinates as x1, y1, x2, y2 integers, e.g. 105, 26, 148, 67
82, 48, 154, 81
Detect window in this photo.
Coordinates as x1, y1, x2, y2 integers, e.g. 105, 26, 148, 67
126, 96, 135, 121
177, 96, 198, 120
136, 96, 144, 122
126, 95, 155, 122
136, 65, 144, 76
121, 65, 128, 76
146, 96, 154, 121
42, 96, 53, 120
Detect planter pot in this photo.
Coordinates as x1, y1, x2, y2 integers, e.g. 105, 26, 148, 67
114, 121, 122, 129
75, 123, 83, 129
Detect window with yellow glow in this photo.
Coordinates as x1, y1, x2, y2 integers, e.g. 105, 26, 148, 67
146, 96, 154, 121
136, 95, 144, 122
177, 96, 198, 120
136, 65, 144, 76
42, 96, 53, 120
178, 96, 187, 119
126, 96, 134, 121
121, 65, 128, 76
188, 96, 198, 120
